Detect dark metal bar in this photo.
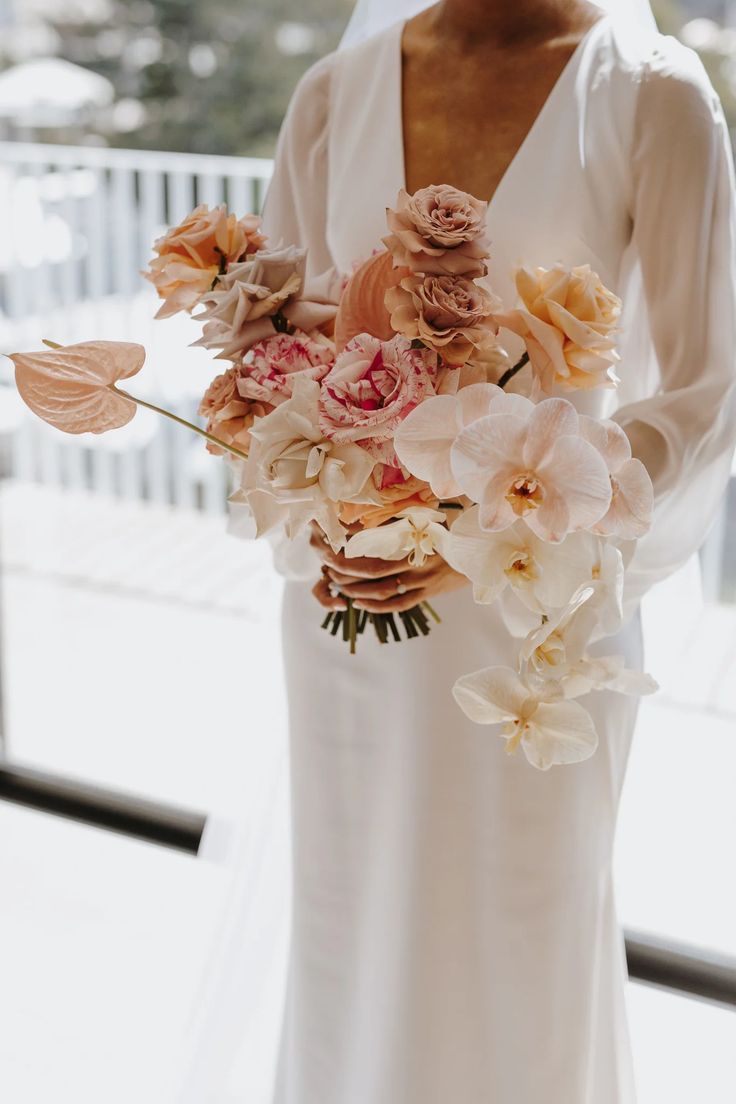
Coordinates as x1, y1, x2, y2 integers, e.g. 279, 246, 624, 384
625, 930, 736, 1008
1, 760, 735, 1008
0, 761, 206, 854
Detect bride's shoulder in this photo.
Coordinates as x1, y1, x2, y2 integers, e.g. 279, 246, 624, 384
604, 18, 721, 124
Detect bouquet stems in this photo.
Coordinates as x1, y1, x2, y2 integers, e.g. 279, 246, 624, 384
321, 599, 441, 651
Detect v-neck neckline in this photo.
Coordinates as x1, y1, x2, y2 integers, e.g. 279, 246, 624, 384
392, 12, 610, 217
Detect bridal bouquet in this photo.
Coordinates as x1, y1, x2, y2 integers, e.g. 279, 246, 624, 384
9, 184, 658, 768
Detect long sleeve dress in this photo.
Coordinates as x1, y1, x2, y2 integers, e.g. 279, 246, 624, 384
257, 13, 736, 1104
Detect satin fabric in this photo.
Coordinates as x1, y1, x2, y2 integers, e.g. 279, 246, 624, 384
259, 14, 736, 1103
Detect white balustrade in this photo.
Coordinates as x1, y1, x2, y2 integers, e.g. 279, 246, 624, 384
0, 140, 273, 516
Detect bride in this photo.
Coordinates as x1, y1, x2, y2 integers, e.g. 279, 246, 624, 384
259, 1, 736, 1101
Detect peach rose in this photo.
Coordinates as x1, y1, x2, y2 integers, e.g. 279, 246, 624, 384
199, 365, 271, 456
145, 204, 266, 319
382, 185, 491, 277
319, 333, 438, 461
339, 470, 440, 528
238, 332, 334, 407
386, 272, 499, 366
494, 264, 622, 393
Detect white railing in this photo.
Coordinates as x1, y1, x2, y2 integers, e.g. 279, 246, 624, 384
0, 141, 274, 514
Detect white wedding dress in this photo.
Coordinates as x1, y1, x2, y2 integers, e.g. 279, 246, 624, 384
259, 12, 736, 1104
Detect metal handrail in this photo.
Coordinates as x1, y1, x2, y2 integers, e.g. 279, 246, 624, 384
0, 761, 205, 853
0, 759, 735, 1008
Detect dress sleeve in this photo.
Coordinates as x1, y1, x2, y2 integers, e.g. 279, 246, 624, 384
612, 39, 736, 607
259, 53, 335, 279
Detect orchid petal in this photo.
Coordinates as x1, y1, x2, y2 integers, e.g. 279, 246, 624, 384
524, 700, 598, 769
452, 666, 531, 725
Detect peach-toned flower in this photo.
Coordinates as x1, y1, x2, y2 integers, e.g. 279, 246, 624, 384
383, 185, 491, 276
11, 340, 145, 434
194, 246, 338, 362
339, 471, 439, 528
198, 366, 271, 456
386, 272, 499, 366
578, 416, 654, 539
493, 264, 621, 394
237, 332, 334, 408
318, 333, 438, 461
145, 204, 266, 319
450, 394, 613, 542
334, 250, 408, 350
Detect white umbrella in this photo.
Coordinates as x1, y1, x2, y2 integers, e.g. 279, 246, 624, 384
0, 57, 114, 126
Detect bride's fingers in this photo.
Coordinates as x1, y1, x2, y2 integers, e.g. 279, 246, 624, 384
334, 573, 426, 600
322, 548, 411, 579
312, 576, 347, 611
352, 588, 428, 614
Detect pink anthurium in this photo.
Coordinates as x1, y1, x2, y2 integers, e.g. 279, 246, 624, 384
10, 339, 251, 461
334, 250, 407, 351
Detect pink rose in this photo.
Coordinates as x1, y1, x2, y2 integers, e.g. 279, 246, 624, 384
238, 332, 334, 407
382, 185, 491, 277
198, 365, 271, 456
386, 272, 499, 366
144, 204, 267, 319
319, 333, 437, 460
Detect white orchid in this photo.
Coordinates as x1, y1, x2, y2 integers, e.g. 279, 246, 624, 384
521, 585, 658, 699
578, 415, 654, 539
445, 508, 624, 630
344, 507, 449, 567
393, 382, 529, 498
452, 665, 599, 770
450, 394, 613, 543
235, 377, 375, 549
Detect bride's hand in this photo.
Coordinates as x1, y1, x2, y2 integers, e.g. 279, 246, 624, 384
309, 524, 469, 613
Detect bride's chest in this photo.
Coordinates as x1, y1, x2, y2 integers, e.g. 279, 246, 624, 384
324, 36, 635, 304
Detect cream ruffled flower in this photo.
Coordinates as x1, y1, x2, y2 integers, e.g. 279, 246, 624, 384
237, 377, 375, 550
344, 507, 449, 567
452, 665, 599, 770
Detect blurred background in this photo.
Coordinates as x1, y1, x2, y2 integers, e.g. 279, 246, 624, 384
0, 1, 734, 1101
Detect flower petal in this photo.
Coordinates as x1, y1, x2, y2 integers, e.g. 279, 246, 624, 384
452, 666, 531, 725
393, 394, 462, 497
523, 397, 579, 469
593, 457, 654, 539
524, 700, 598, 769
538, 436, 612, 531
344, 518, 412, 561
450, 413, 526, 502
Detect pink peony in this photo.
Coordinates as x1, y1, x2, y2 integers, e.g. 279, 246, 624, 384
319, 333, 438, 460
238, 332, 334, 407
383, 185, 491, 277
199, 365, 271, 456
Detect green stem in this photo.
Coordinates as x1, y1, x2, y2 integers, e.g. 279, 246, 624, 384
497, 350, 529, 390
110, 385, 251, 464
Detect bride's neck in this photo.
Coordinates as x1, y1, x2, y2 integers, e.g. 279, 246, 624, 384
431, 0, 598, 45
